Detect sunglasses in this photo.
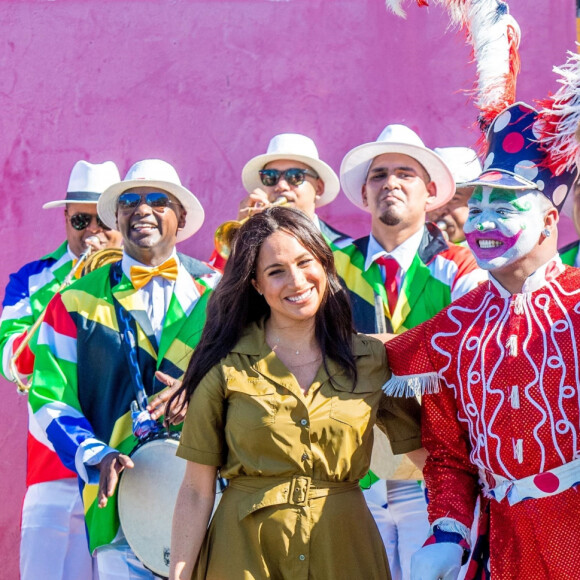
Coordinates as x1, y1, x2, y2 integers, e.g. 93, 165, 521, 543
69, 213, 111, 231
259, 168, 319, 187
117, 192, 181, 212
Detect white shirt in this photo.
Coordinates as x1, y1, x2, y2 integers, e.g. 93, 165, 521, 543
66, 245, 78, 261
363, 226, 425, 291
311, 214, 323, 232
121, 250, 199, 342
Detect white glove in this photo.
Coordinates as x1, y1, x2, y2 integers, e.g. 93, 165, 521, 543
410, 543, 464, 580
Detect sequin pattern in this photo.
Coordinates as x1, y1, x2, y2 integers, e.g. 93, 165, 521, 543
385, 266, 580, 578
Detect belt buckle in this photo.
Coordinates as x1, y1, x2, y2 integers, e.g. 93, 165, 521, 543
289, 475, 311, 506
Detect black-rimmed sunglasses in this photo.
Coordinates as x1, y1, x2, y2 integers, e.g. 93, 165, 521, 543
117, 192, 181, 212
69, 213, 111, 231
259, 168, 319, 187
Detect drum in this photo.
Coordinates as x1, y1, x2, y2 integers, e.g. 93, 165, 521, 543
118, 432, 224, 577
117, 432, 183, 577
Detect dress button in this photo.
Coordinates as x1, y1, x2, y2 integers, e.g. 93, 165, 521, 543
300, 419, 308, 426
299, 554, 306, 561
301, 453, 308, 461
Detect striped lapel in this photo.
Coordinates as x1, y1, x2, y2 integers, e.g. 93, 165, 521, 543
111, 267, 159, 353
157, 273, 209, 364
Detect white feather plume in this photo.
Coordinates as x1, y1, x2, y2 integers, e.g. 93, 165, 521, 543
384, 0, 521, 130
536, 49, 580, 176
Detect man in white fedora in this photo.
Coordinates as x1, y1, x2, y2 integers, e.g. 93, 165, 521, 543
426, 147, 483, 246
209, 132, 351, 269
0, 159, 122, 580
336, 125, 486, 580
29, 159, 219, 579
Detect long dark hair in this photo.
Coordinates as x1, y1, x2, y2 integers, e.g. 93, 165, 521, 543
168, 206, 357, 414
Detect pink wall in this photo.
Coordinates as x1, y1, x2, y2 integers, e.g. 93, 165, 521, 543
0, 0, 576, 575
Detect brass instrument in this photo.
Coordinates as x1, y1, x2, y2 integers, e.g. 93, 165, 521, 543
214, 197, 288, 259
9, 242, 123, 394
81, 246, 123, 276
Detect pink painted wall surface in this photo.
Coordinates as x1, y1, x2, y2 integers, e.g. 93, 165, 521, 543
0, 0, 576, 575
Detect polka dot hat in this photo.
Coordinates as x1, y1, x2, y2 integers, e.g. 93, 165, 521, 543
466, 102, 577, 210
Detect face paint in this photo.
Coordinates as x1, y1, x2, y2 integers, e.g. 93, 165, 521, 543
464, 186, 546, 271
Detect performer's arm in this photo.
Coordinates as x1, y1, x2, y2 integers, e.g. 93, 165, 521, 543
384, 320, 476, 579
422, 389, 480, 532
28, 293, 116, 484
169, 461, 217, 580
96, 451, 135, 508
412, 391, 478, 577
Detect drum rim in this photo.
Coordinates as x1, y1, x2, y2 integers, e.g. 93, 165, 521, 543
117, 431, 183, 578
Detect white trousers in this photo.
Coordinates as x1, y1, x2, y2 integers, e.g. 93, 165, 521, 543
364, 479, 430, 580
95, 534, 164, 580
21, 478, 95, 580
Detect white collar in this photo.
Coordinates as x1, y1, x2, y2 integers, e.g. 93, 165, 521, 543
489, 254, 565, 298
66, 244, 79, 261
311, 213, 322, 232
364, 226, 424, 273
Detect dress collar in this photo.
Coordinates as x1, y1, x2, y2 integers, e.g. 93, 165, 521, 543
231, 319, 373, 357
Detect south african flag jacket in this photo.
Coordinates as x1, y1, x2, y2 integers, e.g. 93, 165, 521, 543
1, 241, 73, 381
28, 255, 219, 553
0, 241, 79, 486
333, 223, 487, 335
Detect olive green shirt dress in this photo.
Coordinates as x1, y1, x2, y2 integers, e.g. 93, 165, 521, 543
177, 320, 422, 580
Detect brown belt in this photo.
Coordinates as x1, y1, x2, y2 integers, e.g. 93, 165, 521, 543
228, 475, 360, 520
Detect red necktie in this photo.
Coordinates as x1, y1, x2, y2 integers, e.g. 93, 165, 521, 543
376, 256, 399, 315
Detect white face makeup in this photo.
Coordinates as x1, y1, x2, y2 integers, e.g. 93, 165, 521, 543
464, 186, 546, 271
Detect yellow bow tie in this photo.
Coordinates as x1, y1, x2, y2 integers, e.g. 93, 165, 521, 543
130, 258, 179, 290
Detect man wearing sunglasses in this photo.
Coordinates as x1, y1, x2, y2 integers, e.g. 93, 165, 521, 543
29, 158, 219, 580
0, 159, 122, 580
208, 133, 351, 271
337, 125, 486, 580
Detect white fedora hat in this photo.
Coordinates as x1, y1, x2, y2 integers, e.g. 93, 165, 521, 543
340, 125, 455, 212
98, 159, 205, 243
43, 160, 121, 209
434, 147, 482, 187
241, 133, 340, 207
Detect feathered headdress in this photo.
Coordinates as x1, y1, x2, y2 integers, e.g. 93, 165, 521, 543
385, 0, 520, 132
386, 0, 580, 202
535, 50, 580, 178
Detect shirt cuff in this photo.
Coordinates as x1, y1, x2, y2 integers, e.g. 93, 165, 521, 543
423, 517, 471, 565
75, 438, 118, 484
2, 333, 23, 382
176, 443, 223, 466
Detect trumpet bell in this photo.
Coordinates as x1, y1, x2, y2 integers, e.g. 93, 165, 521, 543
213, 197, 289, 260
81, 247, 124, 276
214, 220, 242, 260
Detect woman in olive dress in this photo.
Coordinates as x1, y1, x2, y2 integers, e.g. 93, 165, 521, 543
168, 207, 422, 580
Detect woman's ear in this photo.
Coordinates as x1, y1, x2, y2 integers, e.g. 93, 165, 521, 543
251, 278, 262, 296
